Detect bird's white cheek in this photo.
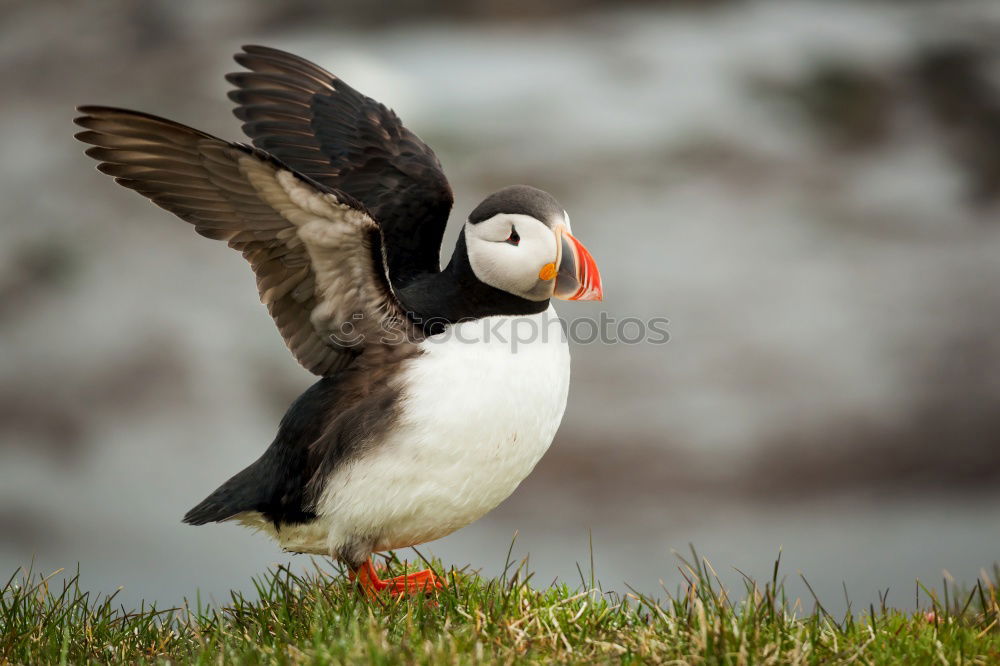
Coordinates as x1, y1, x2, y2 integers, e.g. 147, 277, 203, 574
487, 248, 548, 297
465, 218, 559, 300
468, 241, 523, 293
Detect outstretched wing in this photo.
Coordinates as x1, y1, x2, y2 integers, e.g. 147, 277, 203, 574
227, 45, 454, 286
75, 106, 408, 376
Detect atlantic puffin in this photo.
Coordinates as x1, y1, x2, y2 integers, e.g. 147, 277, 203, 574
74, 45, 602, 597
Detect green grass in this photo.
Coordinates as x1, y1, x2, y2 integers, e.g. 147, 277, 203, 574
2, 549, 999, 664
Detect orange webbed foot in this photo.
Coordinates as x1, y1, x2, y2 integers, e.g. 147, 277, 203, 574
385, 568, 445, 595
352, 560, 444, 599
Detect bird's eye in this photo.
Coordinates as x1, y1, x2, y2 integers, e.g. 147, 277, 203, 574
506, 227, 520, 246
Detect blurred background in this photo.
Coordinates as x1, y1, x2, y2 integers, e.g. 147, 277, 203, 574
2, 0, 999, 614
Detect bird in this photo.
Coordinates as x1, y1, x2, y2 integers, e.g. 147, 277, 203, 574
74, 45, 602, 597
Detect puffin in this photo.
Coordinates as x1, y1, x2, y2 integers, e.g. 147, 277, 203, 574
74, 45, 603, 597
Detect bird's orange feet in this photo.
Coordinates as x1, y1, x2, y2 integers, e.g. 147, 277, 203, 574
385, 568, 444, 595
351, 559, 443, 598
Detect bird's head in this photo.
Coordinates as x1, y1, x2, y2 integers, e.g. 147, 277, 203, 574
464, 185, 603, 303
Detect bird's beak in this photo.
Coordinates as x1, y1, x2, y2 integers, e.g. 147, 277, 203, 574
552, 225, 603, 301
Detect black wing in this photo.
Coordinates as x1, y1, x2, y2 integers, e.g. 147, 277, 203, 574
227, 45, 454, 287
75, 106, 408, 377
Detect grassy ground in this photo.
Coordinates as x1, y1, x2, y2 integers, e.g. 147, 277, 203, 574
2, 549, 999, 664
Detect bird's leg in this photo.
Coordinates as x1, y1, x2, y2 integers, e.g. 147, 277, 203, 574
349, 559, 443, 597
349, 559, 388, 599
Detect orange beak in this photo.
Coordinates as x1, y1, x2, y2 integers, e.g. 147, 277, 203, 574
552, 225, 603, 301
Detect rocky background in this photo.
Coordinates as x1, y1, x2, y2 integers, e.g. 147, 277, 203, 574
2, 0, 999, 612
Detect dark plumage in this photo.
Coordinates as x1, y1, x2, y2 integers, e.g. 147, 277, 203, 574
228, 45, 453, 287
74, 106, 404, 376
184, 343, 420, 527
468, 185, 566, 226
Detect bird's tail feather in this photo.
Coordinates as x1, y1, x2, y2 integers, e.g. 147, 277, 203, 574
182, 464, 269, 525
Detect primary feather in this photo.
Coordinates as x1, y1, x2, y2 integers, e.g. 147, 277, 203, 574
74, 106, 409, 376
228, 45, 454, 286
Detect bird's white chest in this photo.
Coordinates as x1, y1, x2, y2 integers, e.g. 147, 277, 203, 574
312, 305, 570, 554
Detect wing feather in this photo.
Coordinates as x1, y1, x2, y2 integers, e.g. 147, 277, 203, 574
75, 106, 409, 376
228, 45, 453, 286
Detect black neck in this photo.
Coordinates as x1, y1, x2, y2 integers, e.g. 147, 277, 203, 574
395, 230, 550, 334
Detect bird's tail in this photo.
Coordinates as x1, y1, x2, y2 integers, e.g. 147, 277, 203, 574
182, 463, 268, 525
